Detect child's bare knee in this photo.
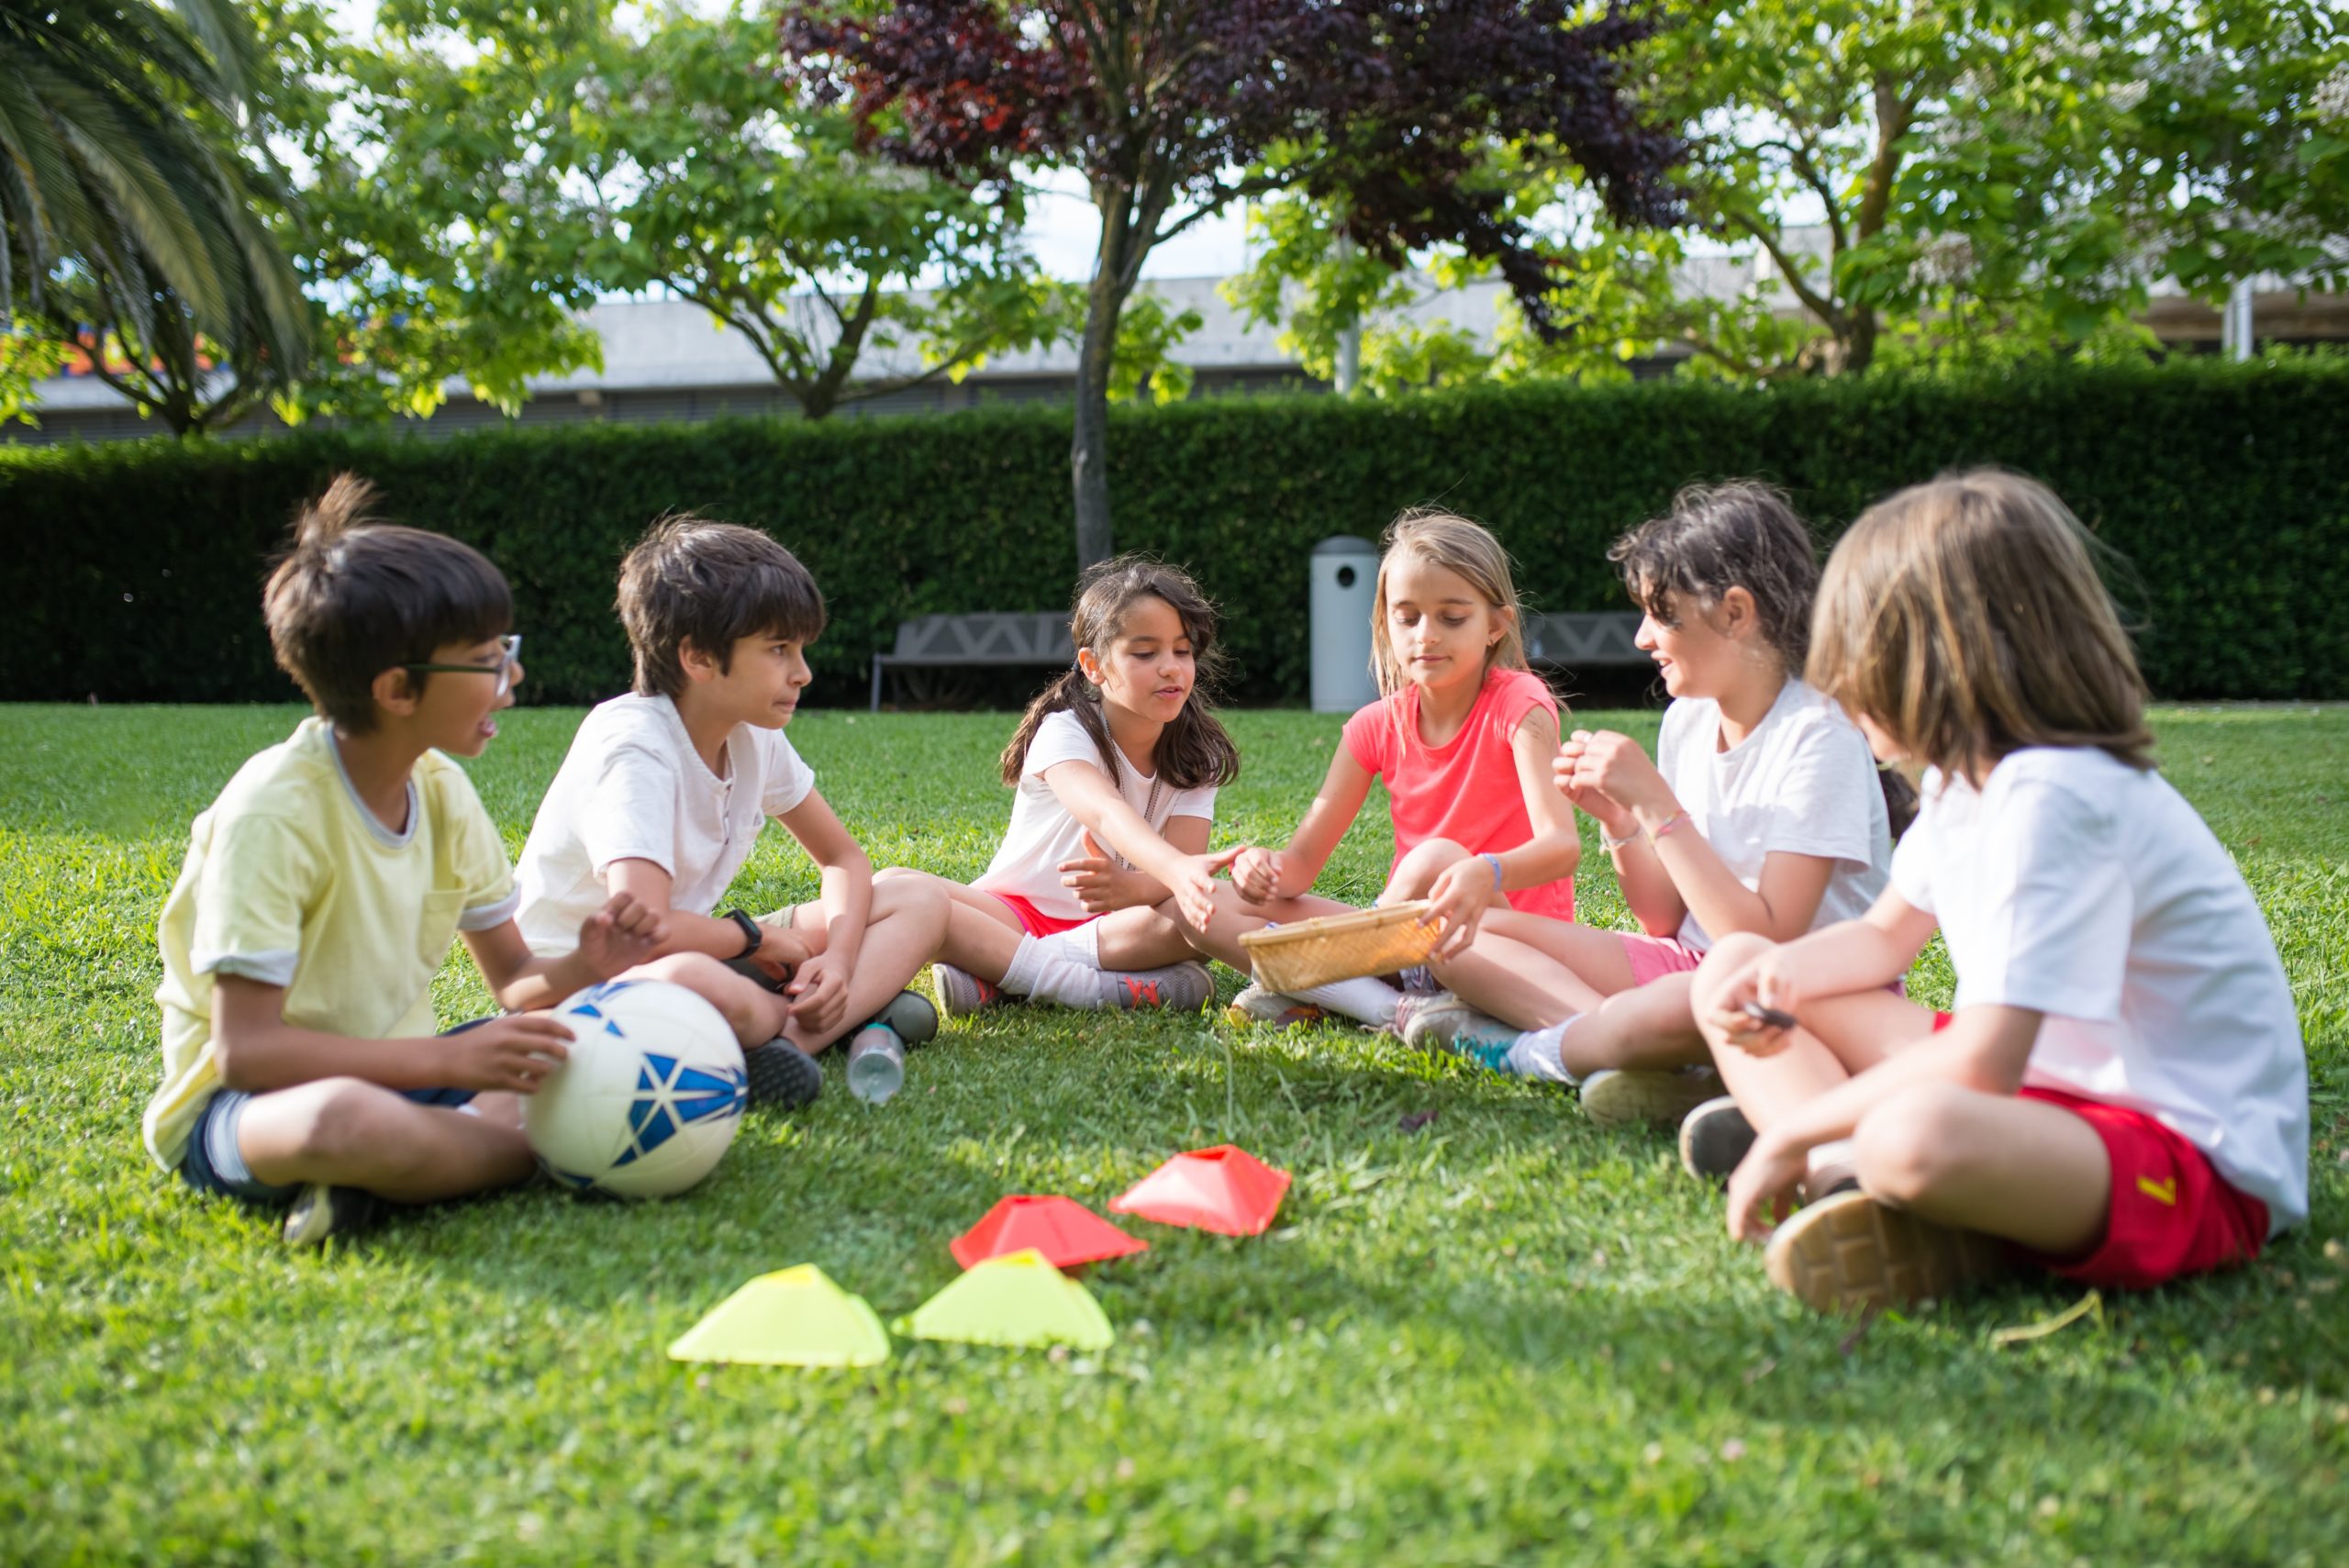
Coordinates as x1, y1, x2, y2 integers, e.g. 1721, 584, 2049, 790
635, 951, 728, 990
291, 1078, 400, 1163
1388, 837, 1470, 896
1854, 1083, 1980, 1207
1689, 931, 1772, 1016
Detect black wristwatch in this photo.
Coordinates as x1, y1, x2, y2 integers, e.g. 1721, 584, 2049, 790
724, 907, 763, 959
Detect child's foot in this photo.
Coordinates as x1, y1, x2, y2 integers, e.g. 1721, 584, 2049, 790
1678, 1095, 1756, 1182
1225, 983, 1329, 1029
1579, 1066, 1725, 1129
932, 963, 1005, 1019
871, 988, 939, 1048
1097, 962, 1214, 1012
283, 1183, 381, 1248
1393, 993, 1519, 1073
744, 1040, 823, 1110
1764, 1189, 2012, 1315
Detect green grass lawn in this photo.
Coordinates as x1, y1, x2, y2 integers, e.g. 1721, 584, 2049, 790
3, 703, 2343, 1564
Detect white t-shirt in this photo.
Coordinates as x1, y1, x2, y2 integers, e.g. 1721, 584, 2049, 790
516, 694, 816, 955
974, 708, 1217, 921
1890, 748, 2308, 1234
1653, 678, 1889, 952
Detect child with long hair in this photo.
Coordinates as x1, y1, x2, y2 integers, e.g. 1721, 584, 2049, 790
1397, 484, 1898, 1122
880, 558, 1243, 1015
1688, 470, 2306, 1315
1186, 510, 1580, 1029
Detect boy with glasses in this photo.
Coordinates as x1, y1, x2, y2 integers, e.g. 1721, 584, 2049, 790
148, 476, 667, 1246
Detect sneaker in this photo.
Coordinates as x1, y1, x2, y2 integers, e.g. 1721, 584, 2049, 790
1394, 993, 1519, 1073
1224, 982, 1329, 1029
1579, 1066, 1725, 1129
1678, 1095, 1757, 1182
1397, 965, 1441, 995
743, 1040, 823, 1110
932, 962, 1005, 1019
1097, 962, 1214, 1012
1764, 1189, 2012, 1315
871, 988, 939, 1048
282, 1183, 380, 1248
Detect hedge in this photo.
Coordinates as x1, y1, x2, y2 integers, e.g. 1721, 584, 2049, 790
5, 358, 2346, 706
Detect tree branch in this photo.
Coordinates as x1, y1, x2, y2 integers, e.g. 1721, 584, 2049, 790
1729, 211, 1843, 330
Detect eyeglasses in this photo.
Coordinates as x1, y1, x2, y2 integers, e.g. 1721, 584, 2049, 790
403, 634, 523, 696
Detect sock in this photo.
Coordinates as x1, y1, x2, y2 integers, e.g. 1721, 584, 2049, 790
1038, 921, 1103, 971
1292, 975, 1402, 1028
1002, 934, 1114, 1010
1505, 1014, 1584, 1084
1806, 1138, 1859, 1195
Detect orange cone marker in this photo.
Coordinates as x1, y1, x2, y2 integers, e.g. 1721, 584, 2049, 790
1109, 1145, 1292, 1236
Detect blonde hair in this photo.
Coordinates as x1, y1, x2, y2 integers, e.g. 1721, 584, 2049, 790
1809, 469, 2154, 783
1370, 509, 1530, 699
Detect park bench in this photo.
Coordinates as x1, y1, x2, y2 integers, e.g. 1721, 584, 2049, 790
869, 612, 1074, 710
1521, 611, 1648, 673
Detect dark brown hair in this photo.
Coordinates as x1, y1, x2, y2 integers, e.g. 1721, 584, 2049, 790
616, 515, 826, 699
1616, 480, 1918, 835
1610, 481, 1820, 669
999, 557, 1241, 792
262, 474, 511, 732
1809, 468, 2154, 784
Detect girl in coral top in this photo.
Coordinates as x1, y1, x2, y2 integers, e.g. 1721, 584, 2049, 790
1182, 510, 1581, 1029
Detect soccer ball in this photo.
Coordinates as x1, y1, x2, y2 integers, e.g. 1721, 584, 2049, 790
522, 979, 748, 1199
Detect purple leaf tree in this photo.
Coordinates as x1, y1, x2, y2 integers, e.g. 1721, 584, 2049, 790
784, 0, 1685, 567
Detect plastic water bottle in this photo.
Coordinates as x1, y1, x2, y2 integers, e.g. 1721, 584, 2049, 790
845, 1023, 905, 1106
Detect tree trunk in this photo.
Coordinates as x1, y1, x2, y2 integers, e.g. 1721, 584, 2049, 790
1070, 212, 1132, 571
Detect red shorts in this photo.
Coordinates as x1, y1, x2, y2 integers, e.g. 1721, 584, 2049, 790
988, 892, 1094, 940
1929, 1012, 2269, 1290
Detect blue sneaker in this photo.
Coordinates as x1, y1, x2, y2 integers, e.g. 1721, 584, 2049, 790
1395, 993, 1520, 1075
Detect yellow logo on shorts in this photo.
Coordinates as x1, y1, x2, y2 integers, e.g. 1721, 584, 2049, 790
2137, 1174, 2178, 1207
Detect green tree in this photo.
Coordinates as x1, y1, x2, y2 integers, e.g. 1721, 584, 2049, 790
0, 0, 308, 428
1237, 1, 2349, 388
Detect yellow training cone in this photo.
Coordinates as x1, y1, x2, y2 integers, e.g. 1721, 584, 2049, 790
896, 1249, 1114, 1351
667, 1265, 891, 1367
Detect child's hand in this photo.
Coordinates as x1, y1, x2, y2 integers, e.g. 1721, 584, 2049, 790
754, 919, 812, 985
1701, 945, 1803, 1056
1724, 1128, 1808, 1244
1169, 846, 1249, 933
785, 949, 850, 1036
439, 1013, 576, 1095
574, 892, 667, 981
1566, 729, 1674, 824
1230, 845, 1283, 905
1058, 830, 1152, 915
1555, 732, 1636, 840
1418, 855, 1496, 958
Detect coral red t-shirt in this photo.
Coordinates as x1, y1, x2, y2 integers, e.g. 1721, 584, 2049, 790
1340, 666, 1574, 920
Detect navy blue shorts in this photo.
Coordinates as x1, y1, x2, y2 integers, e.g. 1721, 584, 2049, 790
178, 1028, 487, 1206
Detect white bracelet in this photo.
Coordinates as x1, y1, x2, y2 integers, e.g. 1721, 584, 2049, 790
1598, 822, 1640, 851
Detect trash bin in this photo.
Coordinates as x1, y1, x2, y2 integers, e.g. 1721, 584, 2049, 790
1309, 535, 1380, 714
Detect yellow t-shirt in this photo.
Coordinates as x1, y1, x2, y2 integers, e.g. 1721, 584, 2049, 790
146, 717, 518, 1169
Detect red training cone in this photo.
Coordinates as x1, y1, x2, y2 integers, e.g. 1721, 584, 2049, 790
950, 1195, 1149, 1271
1109, 1145, 1292, 1237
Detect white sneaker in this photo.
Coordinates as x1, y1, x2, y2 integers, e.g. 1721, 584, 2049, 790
1578, 1066, 1726, 1129
1223, 982, 1328, 1029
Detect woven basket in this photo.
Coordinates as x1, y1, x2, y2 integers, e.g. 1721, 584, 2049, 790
1238, 902, 1441, 994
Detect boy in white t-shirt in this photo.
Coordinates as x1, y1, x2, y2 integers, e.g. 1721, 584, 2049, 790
515, 517, 947, 1106
152, 477, 665, 1246
1691, 471, 2307, 1316
1401, 484, 1896, 1129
